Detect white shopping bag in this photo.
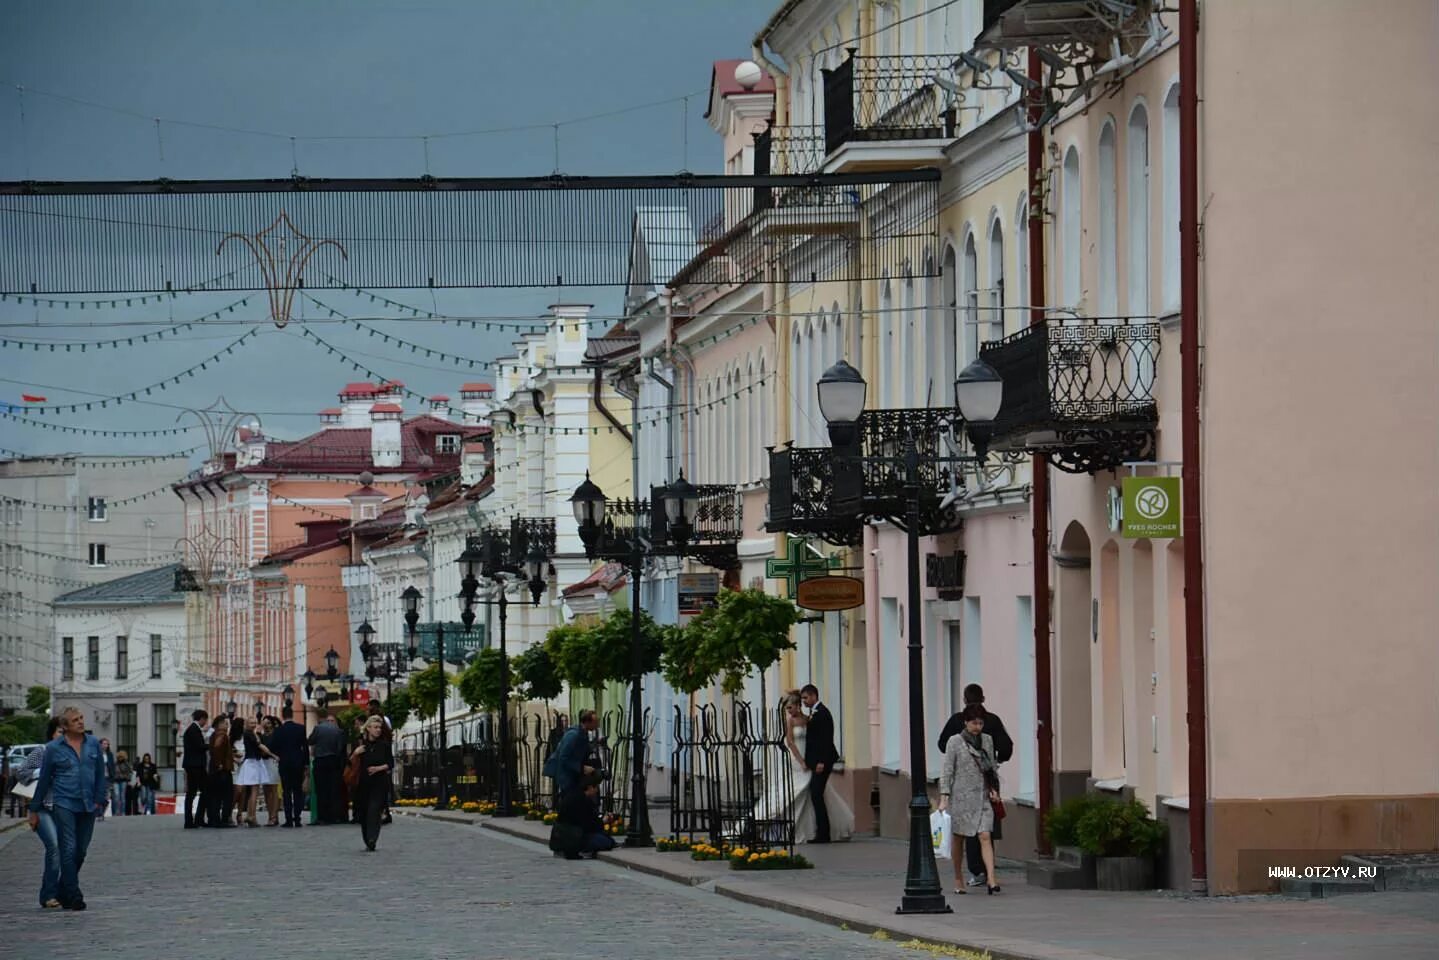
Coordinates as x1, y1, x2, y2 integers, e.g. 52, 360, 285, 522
930, 810, 951, 858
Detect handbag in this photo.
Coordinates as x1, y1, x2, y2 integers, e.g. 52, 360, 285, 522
10, 779, 36, 800
968, 744, 1005, 823
343, 752, 361, 790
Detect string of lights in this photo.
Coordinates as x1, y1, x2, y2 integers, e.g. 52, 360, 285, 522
0, 296, 255, 351
0, 445, 203, 465
0, 266, 253, 310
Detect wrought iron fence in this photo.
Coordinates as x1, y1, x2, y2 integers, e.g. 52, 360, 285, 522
669, 701, 796, 854
824, 54, 963, 154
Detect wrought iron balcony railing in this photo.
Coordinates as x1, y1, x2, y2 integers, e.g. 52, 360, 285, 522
766, 408, 965, 541
412, 622, 487, 664
584, 484, 742, 570
979, 320, 1160, 474
753, 125, 857, 215
823, 54, 962, 155
509, 517, 556, 561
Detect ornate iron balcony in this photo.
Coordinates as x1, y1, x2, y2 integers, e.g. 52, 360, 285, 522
979, 320, 1160, 474
584, 485, 742, 570
412, 622, 486, 664
925, 550, 966, 600
823, 54, 962, 155
509, 517, 556, 560
766, 408, 965, 541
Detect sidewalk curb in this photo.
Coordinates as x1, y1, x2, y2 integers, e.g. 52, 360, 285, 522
436, 811, 1084, 960
0, 818, 26, 835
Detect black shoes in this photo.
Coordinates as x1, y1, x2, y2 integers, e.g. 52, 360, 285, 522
63, 899, 87, 911
365, 841, 376, 852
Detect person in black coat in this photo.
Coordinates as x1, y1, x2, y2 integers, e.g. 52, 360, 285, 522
799, 684, 840, 843
937, 684, 1013, 885
553, 774, 615, 860
181, 709, 210, 829
353, 716, 394, 852
268, 706, 310, 828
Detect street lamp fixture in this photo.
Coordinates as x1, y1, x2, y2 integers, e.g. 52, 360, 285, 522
525, 541, 547, 605
662, 471, 700, 546
254, 700, 264, 720
357, 619, 377, 662
812, 359, 1001, 915
282, 685, 294, 709
225, 699, 238, 717
568, 471, 607, 547
324, 647, 340, 680
314, 688, 329, 710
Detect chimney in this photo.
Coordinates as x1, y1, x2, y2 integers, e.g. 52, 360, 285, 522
549, 303, 592, 368
427, 395, 452, 421
459, 382, 495, 425
460, 436, 488, 486
345, 472, 387, 524
369, 404, 403, 467
339, 383, 379, 427
319, 408, 343, 426
378, 380, 405, 404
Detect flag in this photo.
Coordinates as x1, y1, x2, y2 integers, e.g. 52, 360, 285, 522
21, 394, 45, 402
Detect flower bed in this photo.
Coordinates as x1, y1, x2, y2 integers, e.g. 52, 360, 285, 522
656, 837, 695, 853
690, 842, 731, 861
730, 849, 812, 871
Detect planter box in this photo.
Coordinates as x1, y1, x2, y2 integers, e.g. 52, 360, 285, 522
1057, 845, 1098, 888
1096, 855, 1155, 891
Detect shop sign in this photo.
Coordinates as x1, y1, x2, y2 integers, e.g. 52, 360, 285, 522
678, 572, 720, 615
1122, 476, 1181, 538
795, 575, 865, 611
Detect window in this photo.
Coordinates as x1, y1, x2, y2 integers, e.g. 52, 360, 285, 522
115, 704, 137, 760
436, 434, 460, 455
86, 637, 99, 681
962, 233, 979, 364
987, 219, 1006, 343
88, 543, 106, 567
879, 280, 894, 408
116, 635, 128, 679
87, 496, 107, 521
1016, 196, 1030, 320
1061, 146, 1082, 308
154, 704, 176, 767
150, 633, 162, 679
1127, 104, 1151, 319
1162, 84, 1181, 310
62, 637, 74, 681
1098, 121, 1119, 317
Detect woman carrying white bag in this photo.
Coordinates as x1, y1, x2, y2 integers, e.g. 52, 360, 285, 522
930, 808, 952, 859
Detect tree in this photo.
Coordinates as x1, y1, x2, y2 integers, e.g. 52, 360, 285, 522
661, 589, 800, 697
25, 685, 50, 715
408, 662, 453, 720
334, 704, 368, 745
384, 689, 413, 730
457, 648, 508, 713
551, 609, 663, 700
513, 642, 563, 702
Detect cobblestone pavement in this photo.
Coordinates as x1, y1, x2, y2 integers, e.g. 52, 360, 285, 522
0, 817, 916, 960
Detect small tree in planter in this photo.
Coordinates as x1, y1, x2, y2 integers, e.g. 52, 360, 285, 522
1074, 798, 1168, 891
408, 662, 454, 722
384, 689, 414, 731
457, 648, 508, 713
662, 589, 800, 705
551, 610, 662, 706
513, 642, 564, 703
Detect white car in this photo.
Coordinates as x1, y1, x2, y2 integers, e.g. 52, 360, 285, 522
6, 743, 45, 772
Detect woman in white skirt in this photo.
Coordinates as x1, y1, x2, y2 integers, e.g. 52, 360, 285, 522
233, 717, 278, 828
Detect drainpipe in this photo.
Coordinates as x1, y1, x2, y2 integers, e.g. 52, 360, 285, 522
593, 367, 632, 441
1179, 0, 1208, 895
1026, 46, 1056, 859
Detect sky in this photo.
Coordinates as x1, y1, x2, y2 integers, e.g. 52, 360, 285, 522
0, 0, 779, 457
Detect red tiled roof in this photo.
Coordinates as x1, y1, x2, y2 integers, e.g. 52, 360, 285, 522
341, 382, 379, 396
428, 395, 450, 403
380, 380, 404, 388
246, 416, 489, 474
459, 382, 494, 393
562, 562, 628, 597
318, 408, 341, 416
370, 403, 403, 414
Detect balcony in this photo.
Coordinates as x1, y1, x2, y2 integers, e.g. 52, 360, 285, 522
822, 54, 962, 171
978, 320, 1160, 474
766, 408, 964, 542
585, 484, 742, 571
977, 0, 1155, 51
751, 124, 862, 237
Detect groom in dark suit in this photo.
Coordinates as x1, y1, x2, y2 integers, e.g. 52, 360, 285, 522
799, 684, 839, 843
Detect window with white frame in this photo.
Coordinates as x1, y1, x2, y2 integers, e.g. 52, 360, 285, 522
88, 543, 106, 567
115, 703, 136, 759
962, 233, 979, 364
150, 633, 162, 679
1098, 120, 1119, 317
87, 496, 107, 521
115, 635, 128, 679
933, 249, 957, 407
1162, 84, 1181, 311
1127, 103, 1151, 319
1061, 146, 1082, 308
436, 434, 461, 455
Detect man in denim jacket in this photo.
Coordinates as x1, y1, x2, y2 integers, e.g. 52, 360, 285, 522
27, 706, 106, 911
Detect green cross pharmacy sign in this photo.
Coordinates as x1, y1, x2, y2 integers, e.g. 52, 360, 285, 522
765, 536, 839, 594
1121, 476, 1181, 538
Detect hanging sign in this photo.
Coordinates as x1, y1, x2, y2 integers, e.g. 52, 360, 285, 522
795, 575, 865, 611
1121, 476, 1181, 538
678, 573, 720, 615
765, 536, 840, 595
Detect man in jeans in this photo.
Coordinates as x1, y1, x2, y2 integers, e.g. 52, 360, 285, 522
307, 709, 346, 824
28, 706, 106, 911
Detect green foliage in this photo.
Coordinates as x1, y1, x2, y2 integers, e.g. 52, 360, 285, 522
661, 589, 800, 695
552, 610, 662, 695
408, 662, 453, 720
1043, 792, 1114, 848
25, 685, 51, 715
0, 714, 48, 747
513, 642, 563, 702
457, 647, 508, 712
1073, 798, 1167, 858
334, 705, 368, 745
384, 689, 413, 729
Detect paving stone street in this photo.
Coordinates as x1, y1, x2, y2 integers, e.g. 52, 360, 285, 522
0, 817, 916, 960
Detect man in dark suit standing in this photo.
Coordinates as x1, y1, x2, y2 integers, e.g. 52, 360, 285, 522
308, 709, 347, 824
270, 706, 310, 828
181, 709, 210, 829
937, 683, 1014, 886
799, 683, 840, 843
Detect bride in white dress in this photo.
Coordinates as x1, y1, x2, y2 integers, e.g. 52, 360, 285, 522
756, 692, 854, 843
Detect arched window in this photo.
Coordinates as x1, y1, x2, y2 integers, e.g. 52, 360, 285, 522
829, 301, 843, 366
900, 268, 916, 406
923, 253, 947, 406
1127, 103, 1150, 319
758, 354, 770, 478
879, 279, 894, 408
1098, 120, 1119, 317
941, 245, 958, 400
790, 322, 804, 444
962, 232, 979, 364
744, 360, 755, 483
987, 218, 1006, 343
1061, 146, 1081, 308
727, 368, 739, 484
1162, 84, 1180, 311
1015, 196, 1029, 322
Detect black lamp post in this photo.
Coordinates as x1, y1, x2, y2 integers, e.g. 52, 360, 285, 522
323, 647, 340, 681
282, 685, 294, 709
254, 700, 264, 720
569, 471, 698, 848
815, 356, 1002, 916
401, 584, 450, 809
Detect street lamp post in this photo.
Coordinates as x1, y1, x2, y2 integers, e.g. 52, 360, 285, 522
815, 357, 1002, 916
570, 471, 702, 848
401, 585, 451, 810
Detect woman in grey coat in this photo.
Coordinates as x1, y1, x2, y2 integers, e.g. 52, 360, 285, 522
938, 704, 1001, 894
